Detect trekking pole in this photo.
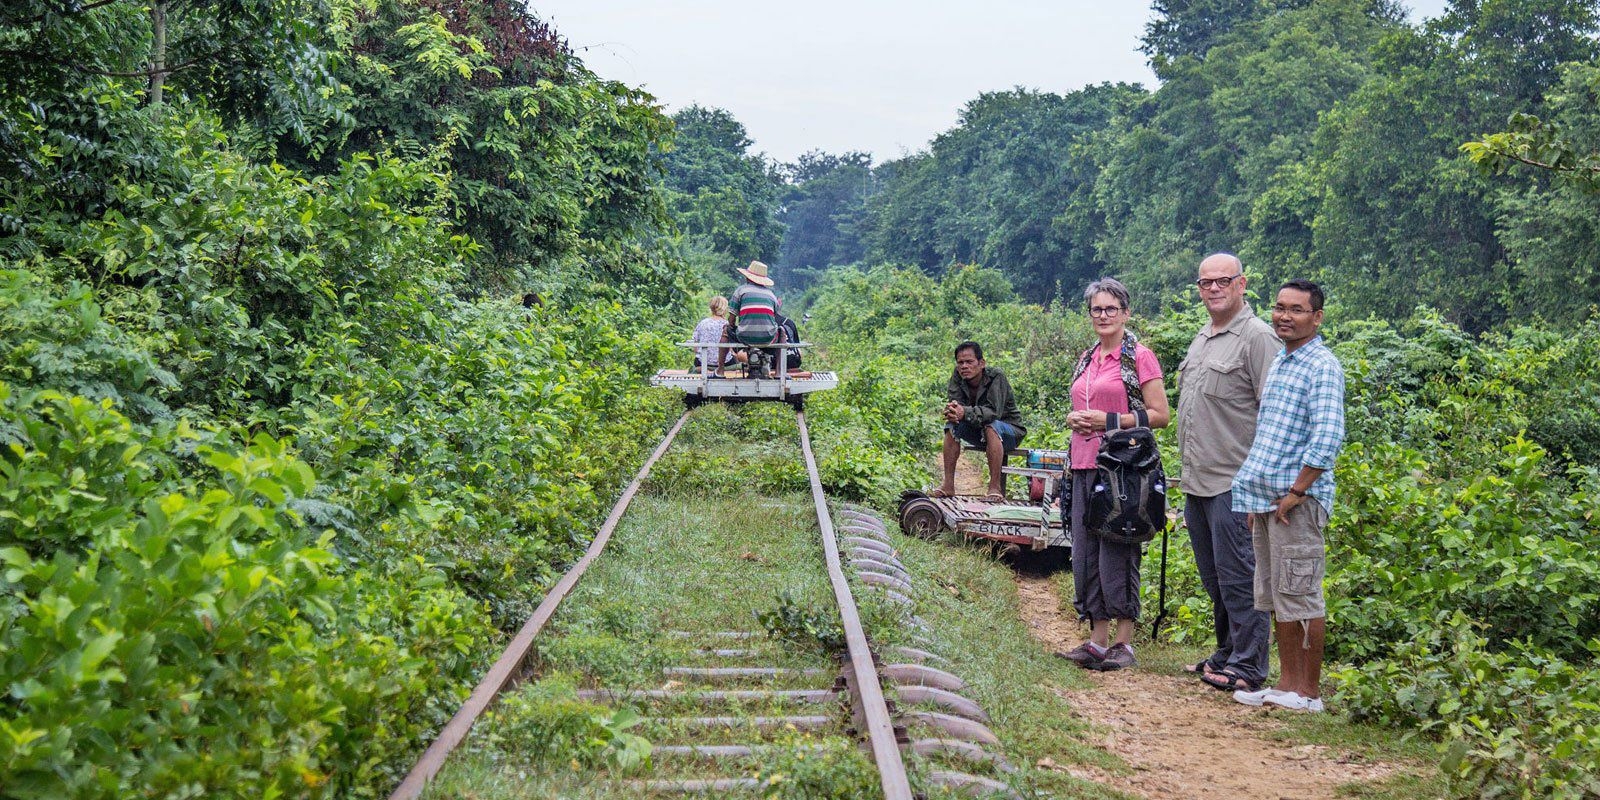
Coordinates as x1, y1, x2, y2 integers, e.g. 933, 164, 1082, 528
1151, 521, 1169, 640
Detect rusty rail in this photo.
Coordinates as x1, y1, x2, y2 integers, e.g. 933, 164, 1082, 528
386, 412, 689, 800
389, 407, 915, 800
796, 411, 915, 800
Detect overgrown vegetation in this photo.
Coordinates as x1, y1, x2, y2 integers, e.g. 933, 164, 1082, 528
1, 0, 688, 797
801, 262, 1600, 799
5, 0, 1600, 797
771, 0, 1600, 334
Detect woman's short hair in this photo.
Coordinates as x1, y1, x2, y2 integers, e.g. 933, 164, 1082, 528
1083, 277, 1132, 310
709, 295, 729, 316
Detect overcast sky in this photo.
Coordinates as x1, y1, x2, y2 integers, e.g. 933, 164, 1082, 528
532, 1, 1454, 165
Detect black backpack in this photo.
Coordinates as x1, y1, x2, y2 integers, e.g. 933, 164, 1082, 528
1065, 334, 1168, 544
1084, 426, 1168, 544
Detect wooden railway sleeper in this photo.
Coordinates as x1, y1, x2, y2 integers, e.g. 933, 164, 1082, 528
649, 714, 834, 731
840, 523, 890, 540
666, 630, 758, 639
576, 688, 839, 704
628, 777, 762, 793
839, 509, 887, 524
928, 770, 1024, 799
901, 711, 1002, 747
911, 738, 1017, 773
838, 508, 885, 523
883, 663, 967, 691
893, 685, 991, 723
888, 645, 948, 666
652, 743, 829, 760
662, 666, 828, 681
848, 548, 908, 571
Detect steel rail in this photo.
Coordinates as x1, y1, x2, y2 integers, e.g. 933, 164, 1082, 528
795, 411, 915, 800
387, 411, 690, 800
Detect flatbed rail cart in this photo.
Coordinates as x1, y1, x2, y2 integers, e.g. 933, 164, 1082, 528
898, 448, 1071, 568
651, 340, 838, 409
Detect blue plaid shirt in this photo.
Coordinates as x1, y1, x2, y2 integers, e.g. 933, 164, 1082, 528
1231, 336, 1346, 514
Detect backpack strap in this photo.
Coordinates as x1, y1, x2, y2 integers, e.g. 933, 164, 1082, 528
1119, 334, 1146, 415
1070, 345, 1097, 388
1072, 335, 1149, 425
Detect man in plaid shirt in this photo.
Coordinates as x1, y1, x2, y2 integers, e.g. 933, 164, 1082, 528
1229, 279, 1346, 713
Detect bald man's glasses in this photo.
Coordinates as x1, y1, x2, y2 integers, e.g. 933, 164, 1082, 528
1196, 274, 1242, 290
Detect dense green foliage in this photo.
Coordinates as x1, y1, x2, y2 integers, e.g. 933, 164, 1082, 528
799, 263, 1600, 798
658, 105, 786, 293
5, 0, 1600, 797
773, 150, 872, 285
1, 0, 690, 797
771, 0, 1600, 335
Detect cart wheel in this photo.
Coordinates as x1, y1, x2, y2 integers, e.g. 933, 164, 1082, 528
683, 393, 704, 411
787, 395, 805, 412
899, 498, 945, 540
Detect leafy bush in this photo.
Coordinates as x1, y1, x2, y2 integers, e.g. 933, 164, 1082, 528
471, 677, 652, 771
757, 590, 845, 652
1336, 615, 1600, 799
0, 269, 176, 420
280, 296, 678, 627
1330, 438, 1600, 662
0, 383, 491, 799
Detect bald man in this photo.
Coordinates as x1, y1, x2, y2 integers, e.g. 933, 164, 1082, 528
1176, 253, 1282, 693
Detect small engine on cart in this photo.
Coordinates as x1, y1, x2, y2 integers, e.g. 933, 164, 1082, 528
744, 346, 773, 380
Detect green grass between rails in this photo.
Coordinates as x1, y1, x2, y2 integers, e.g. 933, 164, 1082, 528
426, 404, 1436, 799
427, 405, 888, 798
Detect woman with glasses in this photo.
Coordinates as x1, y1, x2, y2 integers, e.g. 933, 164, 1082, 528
1056, 277, 1170, 672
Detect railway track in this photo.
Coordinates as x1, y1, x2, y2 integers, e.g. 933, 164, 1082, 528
387, 406, 1019, 799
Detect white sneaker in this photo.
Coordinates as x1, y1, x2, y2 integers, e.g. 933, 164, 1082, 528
1263, 692, 1325, 713
1232, 687, 1288, 707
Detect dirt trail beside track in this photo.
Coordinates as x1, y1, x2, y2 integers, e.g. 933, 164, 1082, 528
952, 454, 1409, 799
1013, 574, 1408, 799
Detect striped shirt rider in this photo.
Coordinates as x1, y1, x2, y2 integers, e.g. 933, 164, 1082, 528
730, 282, 780, 345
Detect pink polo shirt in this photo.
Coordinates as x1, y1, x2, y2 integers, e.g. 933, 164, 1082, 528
1069, 343, 1162, 470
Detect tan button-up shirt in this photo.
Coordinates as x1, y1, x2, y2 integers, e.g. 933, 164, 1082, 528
1176, 307, 1281, 498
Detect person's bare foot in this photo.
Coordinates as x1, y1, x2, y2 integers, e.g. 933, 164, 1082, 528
931, 485, 956, 498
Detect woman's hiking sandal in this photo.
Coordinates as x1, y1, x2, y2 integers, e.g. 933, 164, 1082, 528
1200, 667, 1261, 693
1183, 659, 1216, 676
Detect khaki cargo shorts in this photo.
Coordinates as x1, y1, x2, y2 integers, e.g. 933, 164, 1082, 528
1250, 500, 1328, 622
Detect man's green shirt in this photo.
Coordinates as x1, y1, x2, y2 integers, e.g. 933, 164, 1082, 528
946, 366, 1026, 434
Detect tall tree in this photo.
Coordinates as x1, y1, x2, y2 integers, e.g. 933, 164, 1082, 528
1293, 0, 1599, 330
269, 0, 673, 293
0, 0, 336, 244
1468, 61, 1600, 321
774, 150, 874, 289
862, 84, 1140, 301
1093, 0, 1397, 297
659, 105, 785, 286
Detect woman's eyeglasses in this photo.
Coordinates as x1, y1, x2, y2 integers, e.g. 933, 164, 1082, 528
1088, 306, 1125, 317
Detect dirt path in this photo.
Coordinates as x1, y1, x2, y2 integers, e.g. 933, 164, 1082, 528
1013, 573, 1405, 799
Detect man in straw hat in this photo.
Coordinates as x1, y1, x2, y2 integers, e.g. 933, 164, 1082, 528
722, 261, 786, 376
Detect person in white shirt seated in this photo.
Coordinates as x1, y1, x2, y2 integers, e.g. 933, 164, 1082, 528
690, 295, 736, 376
